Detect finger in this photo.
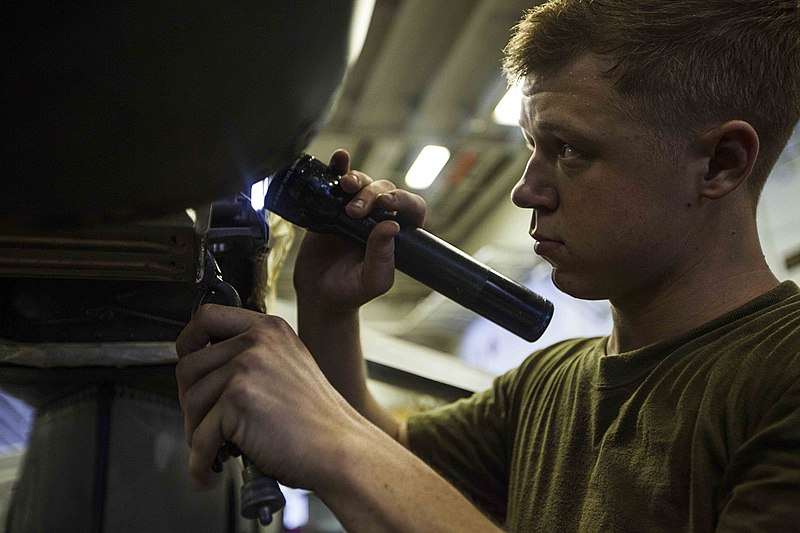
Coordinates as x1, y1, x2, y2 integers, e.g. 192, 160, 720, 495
179, 354, 238, 446
176, 304, 262, 358
175, 341, 232, 408
344, 179, 397, 219
188, 380, 259, 489
177, 319, 290, 442
176, 334, 250, 391
212, 445, 231, 473
375, 190, 427, 227
362, 220, 399, 296
188, 402, 227, 489
328, 149, 351, 175
338, 170, 373, 194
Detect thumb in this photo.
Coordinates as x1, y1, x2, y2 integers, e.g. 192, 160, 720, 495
328, 149, 351, 175
362, 220, 399, 296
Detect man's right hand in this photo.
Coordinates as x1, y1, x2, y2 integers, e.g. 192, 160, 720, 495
292, 149, 427, 314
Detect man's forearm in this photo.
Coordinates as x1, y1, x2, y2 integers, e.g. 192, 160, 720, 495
316, 419, 502, 533
298, 303, 401, 440
299, 316, 489, 530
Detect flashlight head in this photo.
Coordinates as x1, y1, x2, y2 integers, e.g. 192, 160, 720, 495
264, 154, 350, 232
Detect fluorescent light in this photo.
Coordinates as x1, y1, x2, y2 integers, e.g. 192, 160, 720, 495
348, 0, 376, 65
405, 145, 451, 190
492, 81, 524, 126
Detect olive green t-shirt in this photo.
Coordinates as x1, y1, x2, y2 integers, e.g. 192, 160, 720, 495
407, 282, 800, 532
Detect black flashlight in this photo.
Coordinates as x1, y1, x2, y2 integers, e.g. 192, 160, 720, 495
265, 153, 553, 342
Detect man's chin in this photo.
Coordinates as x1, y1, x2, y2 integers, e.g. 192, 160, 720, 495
551, 269, 608, 301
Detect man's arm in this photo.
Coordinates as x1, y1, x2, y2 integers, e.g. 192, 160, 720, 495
291, 148, 423, 444
715, 378, 800, 531
319, 420, 495, 532
297, 304, 407, 444
175, 304, 498, 532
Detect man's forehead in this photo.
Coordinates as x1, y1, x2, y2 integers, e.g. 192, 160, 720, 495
522, 54, 607, 96
519, 85, 604, 132
519, 54, 622, 131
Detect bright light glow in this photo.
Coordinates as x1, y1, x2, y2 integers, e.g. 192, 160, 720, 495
281, 486, 310, 529
348, 0, 376, 65
250, 179, 266, 211
404, 145, 451, 190
492, 82, 524, 127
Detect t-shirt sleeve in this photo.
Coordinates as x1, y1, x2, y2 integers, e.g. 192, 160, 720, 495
716, 368, 800, 531
406, 368, 519, 524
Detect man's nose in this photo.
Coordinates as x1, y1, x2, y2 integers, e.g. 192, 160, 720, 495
511, 157, 558, 211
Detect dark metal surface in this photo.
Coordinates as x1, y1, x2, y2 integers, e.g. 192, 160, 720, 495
0, 208, 209, 282
4, 1, 356, 226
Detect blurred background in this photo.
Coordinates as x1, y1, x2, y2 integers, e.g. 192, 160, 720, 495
2, 0, 799, 531
266, 0, 800, 370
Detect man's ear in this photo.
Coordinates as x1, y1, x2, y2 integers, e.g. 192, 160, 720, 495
695, 120, 759, 200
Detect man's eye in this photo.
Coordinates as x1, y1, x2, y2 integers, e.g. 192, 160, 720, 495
559, 143, 580, 158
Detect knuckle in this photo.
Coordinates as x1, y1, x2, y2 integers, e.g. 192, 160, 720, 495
236, 348, 268, 375
222, 376, 258, 412
374, 180, 396, 193
375, 275, 394, 296
257, 313, 291, 334
196, 303, 217, 318
228, 353, 250, 375
352, 170, 373, 184
268, 314, 292, 332
259, 312, 281, 326
238, 315, 292, 352
241, 324, 271, 347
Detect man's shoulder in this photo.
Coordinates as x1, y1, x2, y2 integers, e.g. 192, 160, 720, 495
720, 280, 800, 357
676, 280, 800, 364
671, 282, 800, 414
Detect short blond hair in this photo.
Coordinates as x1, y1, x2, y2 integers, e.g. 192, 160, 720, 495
504, 0, 800, 199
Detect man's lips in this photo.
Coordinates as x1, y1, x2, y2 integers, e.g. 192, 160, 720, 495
531, 232, 563, 255
533, 239, 562, 255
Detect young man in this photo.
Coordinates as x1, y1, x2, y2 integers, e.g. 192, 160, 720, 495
176, 1, 800, 530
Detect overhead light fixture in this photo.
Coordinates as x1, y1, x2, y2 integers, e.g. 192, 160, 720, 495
492, 81, 524, 127
404, 145, 451, 190
348, 0, 376, 65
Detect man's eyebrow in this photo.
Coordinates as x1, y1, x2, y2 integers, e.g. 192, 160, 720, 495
535, 120, 591, 140
519, 118, 599, 147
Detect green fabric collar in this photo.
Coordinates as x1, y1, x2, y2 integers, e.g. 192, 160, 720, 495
596, 281, 799, 389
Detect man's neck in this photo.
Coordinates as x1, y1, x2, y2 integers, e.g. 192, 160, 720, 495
606, 254, 779, 355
